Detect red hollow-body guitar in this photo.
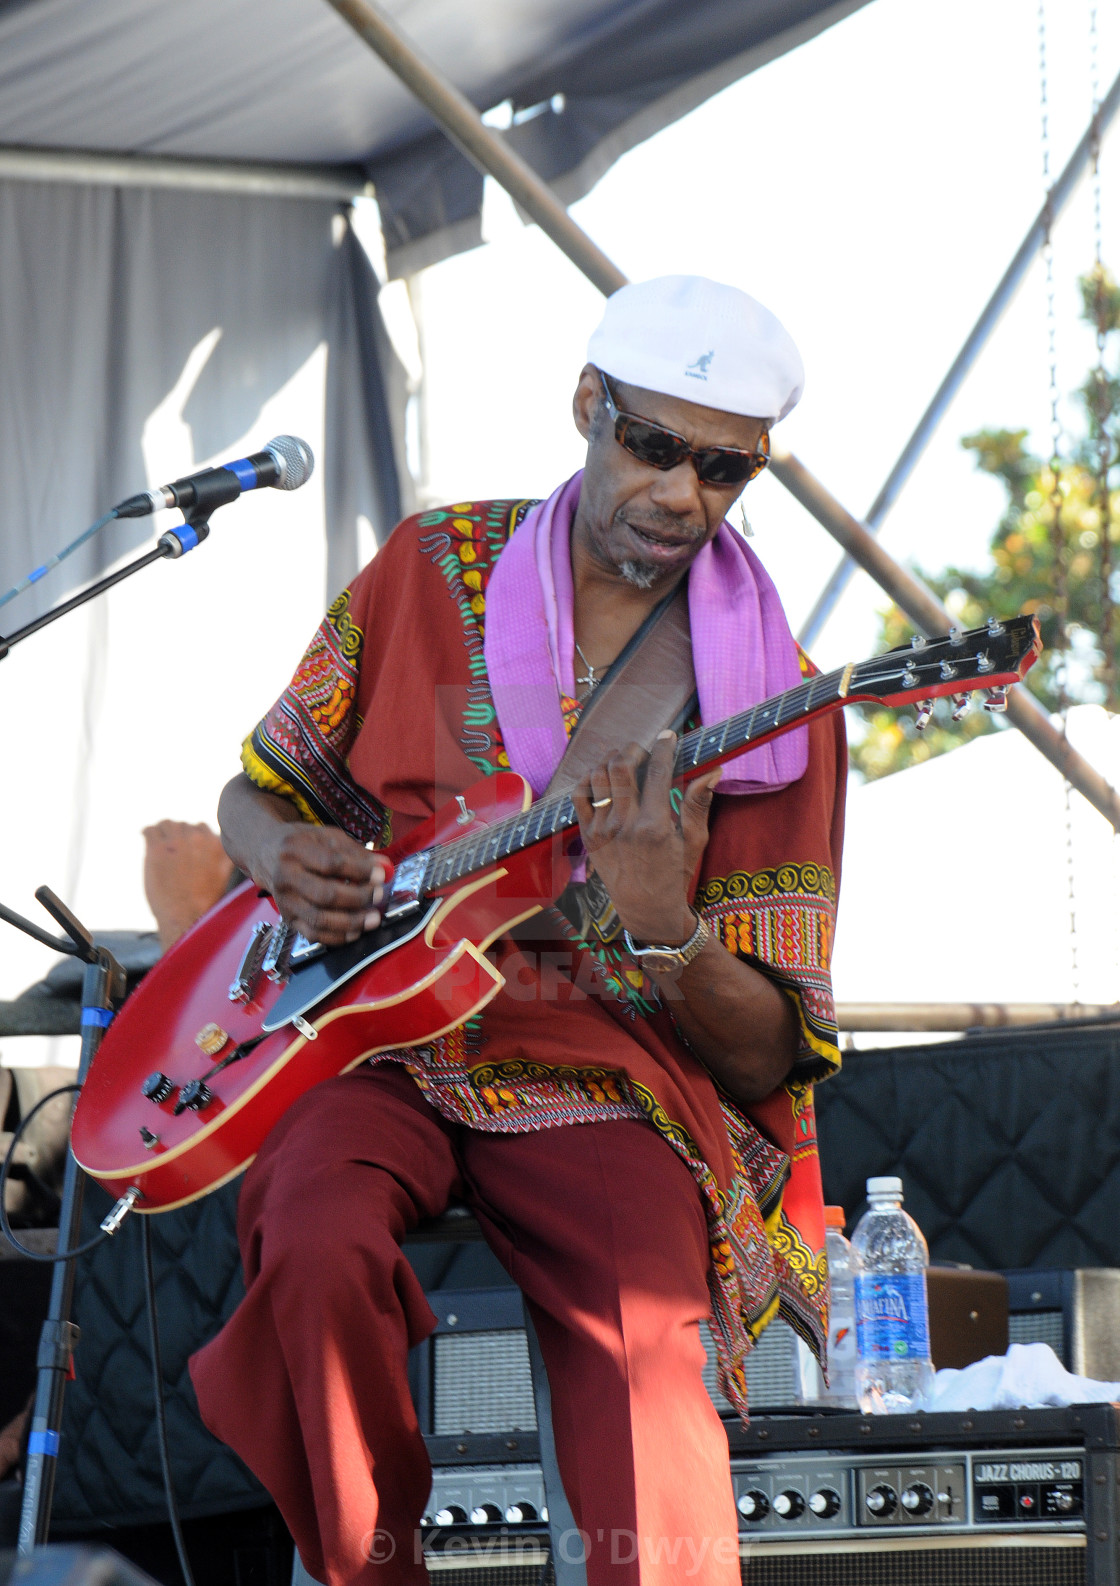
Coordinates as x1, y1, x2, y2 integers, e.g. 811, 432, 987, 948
71, 617, 1040, 1211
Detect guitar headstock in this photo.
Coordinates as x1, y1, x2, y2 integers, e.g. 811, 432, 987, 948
845, 615, 1042, 715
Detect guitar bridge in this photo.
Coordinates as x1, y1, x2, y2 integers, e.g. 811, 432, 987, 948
228, 921, 273, 1004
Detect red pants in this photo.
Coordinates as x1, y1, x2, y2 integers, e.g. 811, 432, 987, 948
190, 1065, 740, 1586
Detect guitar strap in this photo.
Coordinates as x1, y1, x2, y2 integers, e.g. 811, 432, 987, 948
542, 581, 698, 799
540, 581, 698, 945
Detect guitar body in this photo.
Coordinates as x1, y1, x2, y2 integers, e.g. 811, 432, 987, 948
71, 772, 565, 1210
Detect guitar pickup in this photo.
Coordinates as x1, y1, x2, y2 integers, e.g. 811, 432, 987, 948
383, 853, 428, 922
228, 921, 273, 1004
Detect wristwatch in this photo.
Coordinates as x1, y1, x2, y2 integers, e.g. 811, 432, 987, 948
623, 911, 711, 978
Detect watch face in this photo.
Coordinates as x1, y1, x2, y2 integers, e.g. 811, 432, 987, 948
637, 950, 683, 977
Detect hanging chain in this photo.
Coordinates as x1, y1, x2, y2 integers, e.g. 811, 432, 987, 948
1039, 0, 1079, 998
1039, 0, 1069, 667
1088, 2, 1115, 707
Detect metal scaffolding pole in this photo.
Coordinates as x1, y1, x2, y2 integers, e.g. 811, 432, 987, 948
798, 64, 1120, 650
322, 0, 626, 296
773, 447, 1120, 828
322, 0, 1120, 829
0, 143, 370, 200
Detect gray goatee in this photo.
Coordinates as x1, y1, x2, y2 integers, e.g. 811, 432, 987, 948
618, 558, 659, 590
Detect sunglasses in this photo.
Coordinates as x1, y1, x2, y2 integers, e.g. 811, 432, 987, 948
597, 369, 770, 487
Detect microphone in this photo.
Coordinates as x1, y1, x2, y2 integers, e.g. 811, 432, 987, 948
114, 435, 315, 519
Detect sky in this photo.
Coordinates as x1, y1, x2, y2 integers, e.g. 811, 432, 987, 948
0, 0, 1117, 1064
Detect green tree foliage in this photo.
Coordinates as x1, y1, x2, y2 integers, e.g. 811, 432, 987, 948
851, 265, 1120, 782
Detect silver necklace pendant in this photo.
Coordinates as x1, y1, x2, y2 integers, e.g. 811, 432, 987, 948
575, 642, 602, 692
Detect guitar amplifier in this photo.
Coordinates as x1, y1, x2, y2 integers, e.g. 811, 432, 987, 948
419, 1407, 1120, 1585
415, 1285, 1120, 1585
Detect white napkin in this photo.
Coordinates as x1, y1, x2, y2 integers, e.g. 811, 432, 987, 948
925, 1342, 1120, 1412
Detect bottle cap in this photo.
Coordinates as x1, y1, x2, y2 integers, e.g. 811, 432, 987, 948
824, 1205, 847, 1229
866, 1175, 903, 1197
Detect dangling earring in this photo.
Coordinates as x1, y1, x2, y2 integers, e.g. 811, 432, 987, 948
738, 502, 754, 538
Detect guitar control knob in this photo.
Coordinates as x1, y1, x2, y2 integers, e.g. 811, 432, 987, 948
470, 1504, 503, 1524
141, 1072, 174, 1104
177, 1079, 214, 1112
772, 1490, 805, 1520
505, 1501, 537, 1523
737, 1490, 770, 1521
433, 1506, 467, 1526
866, 1484, 897, 1518
901, 1482, 934, 1516
809, 1488, 841, 1518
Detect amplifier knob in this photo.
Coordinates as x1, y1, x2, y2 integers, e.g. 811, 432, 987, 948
737, 1490, 770, 1521
505, 1502, 538, 1524
866, 1484, 898, 1517
809, 1488, 841, 1518
433, 1506, 467, 1526
773, 1490, 806, 1520
1052, 1491, 1075, 1513
470, 1504, 503, 1524
901, 1482, 934, 1517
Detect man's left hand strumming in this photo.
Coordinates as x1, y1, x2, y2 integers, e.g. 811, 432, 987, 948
573, 729, 799, 1103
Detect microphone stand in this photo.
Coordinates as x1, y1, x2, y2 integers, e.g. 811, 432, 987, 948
0, 498, 215, 1553
0, 509, 212, 663
0, 889, 128, 1554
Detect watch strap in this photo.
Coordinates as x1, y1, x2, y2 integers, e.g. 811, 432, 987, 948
623, 910, 710, 973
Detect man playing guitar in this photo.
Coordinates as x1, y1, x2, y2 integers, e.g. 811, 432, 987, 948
190, 276, 847, 1585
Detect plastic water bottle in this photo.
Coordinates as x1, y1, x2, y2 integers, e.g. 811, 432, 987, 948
852, 1176, 934, 1414
824, 1206, 857, 1407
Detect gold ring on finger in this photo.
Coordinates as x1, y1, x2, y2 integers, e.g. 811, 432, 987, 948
591, 796, 613, 809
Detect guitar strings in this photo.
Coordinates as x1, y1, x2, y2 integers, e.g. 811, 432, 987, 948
422, 627, 1024, 889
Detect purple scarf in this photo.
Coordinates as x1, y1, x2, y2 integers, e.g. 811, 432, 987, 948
483, 470, 809, 797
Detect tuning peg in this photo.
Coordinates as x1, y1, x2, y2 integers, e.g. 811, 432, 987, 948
983, 687, 1008, 713
975, 650, 995, 673
949, 625, 964, 646
902, 661, 920, 690
986, 616, 1005, 637
910, 633, 928, 650
950, 693, 972, 722
913, 700, 935, 731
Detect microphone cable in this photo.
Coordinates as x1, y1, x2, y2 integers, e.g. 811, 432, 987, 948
141, 1215, 198, 1586
0, 511, 119, 611
0, 1085, 111, 1262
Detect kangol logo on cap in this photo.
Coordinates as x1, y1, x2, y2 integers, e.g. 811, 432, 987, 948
684, 350, 714, 381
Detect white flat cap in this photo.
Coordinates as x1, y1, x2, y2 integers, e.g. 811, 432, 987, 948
586, 275, 804, 424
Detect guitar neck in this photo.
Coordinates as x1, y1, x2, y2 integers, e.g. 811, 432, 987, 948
425, 664, 853, 893
406, 614, 1040, 896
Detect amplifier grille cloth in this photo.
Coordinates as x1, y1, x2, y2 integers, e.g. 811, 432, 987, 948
1009, 1310, 1066, 1357
433, 1332, 538, 1434
431, 1320, 795, 1435
740, 1548, 1082, 1584
429, 1566, 554, 1585
426, 1549, 1082, 1585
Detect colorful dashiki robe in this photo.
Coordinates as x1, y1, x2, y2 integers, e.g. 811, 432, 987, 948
241, 498, 847, 1418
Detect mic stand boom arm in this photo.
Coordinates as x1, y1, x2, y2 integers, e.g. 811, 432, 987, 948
0, 511, 212, 663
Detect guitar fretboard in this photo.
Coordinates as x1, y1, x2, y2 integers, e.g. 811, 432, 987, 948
424, 663, 853, 891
